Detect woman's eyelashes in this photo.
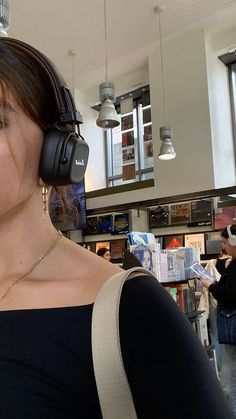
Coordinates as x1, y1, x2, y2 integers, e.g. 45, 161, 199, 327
0, 119, 8, 129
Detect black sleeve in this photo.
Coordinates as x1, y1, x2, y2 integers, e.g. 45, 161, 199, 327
119, 275, 234, 419
209, 259, 236, 306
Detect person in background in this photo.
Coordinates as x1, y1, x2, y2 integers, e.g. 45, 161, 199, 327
199, 248, 231, 371
200, 224, 236, 414
96, 247, 111, 262
0, 37, 234, 418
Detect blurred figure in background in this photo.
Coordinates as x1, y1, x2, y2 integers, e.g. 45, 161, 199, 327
96, 247, 111, 262
199, 248, 231, 371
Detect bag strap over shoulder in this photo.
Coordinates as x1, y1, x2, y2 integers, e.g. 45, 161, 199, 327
91, 267, 156, 419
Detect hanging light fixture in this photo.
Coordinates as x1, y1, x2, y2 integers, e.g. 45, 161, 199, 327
155, 6, 176, 160
0, 0, 9, 37
96, 0, 120, 129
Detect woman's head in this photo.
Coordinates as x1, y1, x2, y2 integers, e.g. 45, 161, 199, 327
0, 38, 59, 131
96, 248, 111, 262
221, 224, 236, 257
0, 38, 70, 218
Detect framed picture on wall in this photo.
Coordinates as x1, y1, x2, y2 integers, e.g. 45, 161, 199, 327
149, 206, 169, 228
81, 242, 96, 253
95, 241, 110, 254
184, 233, 205, 255
164, 235, 184, 249
205, 232, 223, 255
98, 215, 113, 233
170, 203, 190, 225
214, 206, 236, 230
83, 216, 98, 235
190, 200, 212, 224
110, 239, 127, 260
113, 213, 129, 234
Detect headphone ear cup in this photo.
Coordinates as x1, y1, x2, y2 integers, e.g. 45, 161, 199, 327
39, 128, 89, 186
228, 236, 236, 246
227, 225, 236, 246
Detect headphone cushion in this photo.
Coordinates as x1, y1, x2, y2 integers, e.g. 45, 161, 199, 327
39, 129, 89, 186
227, 225, 236, 246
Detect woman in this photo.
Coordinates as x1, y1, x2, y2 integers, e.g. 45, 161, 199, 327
96, 247, 111, 262
198, 249, 231, 370
0, 37, 234, 418
200, 224, 236, 414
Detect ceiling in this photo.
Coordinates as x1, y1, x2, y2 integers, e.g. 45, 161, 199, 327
7, 0, 236, 100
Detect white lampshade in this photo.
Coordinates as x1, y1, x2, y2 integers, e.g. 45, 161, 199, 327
96, 98, 120, 128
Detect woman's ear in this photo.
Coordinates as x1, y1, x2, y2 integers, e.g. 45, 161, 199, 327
39, 177, 44, 187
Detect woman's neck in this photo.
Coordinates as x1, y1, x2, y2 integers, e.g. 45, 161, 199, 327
0, 196, 57, 282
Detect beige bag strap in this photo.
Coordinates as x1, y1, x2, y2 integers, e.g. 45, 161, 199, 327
91, 267, 156, 419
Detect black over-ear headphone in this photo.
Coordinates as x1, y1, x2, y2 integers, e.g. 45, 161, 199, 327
1, 37, 89, 186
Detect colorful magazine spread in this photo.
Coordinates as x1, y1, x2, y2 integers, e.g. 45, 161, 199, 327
190, 262, 215, 281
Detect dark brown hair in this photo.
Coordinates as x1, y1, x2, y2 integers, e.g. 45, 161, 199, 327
0, 39, 75, 215
97, 248, 110, 257
0, 39, 59, 129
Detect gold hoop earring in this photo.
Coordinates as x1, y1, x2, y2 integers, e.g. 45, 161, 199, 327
42, 184, 48, 219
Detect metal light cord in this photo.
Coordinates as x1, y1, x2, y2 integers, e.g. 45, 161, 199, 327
104, 0, 108, 82
0, 230, 62, 303
157, 6, 167, 126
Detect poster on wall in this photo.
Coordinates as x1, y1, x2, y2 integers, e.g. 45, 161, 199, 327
122, 164, 136, 181
50, 181, 87, 232
98, 215, 113, 233
189, 200, 212, 226
110, 239, 127, 260
170, 203, 190, 225
95, 241, 110, 253
81, 242, 96, 253
184, 233, 205, 255
113, 213, 129, 234
144, 141, 153, 158
214, 206, 236, 230
121, 114, 133, 131
144, 124, 152, 142
164, 235, 184, 249
149, 206, 169, 228
83, 216, 98, 235
205, 232, 223, 255
122, 131, 134, 148
122, 146, 135, 164
120, 97, 133, 115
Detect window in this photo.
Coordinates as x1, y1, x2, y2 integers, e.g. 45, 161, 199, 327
105, 86, 154, 187
219, 51, 236, 157
229, 63, 236, 148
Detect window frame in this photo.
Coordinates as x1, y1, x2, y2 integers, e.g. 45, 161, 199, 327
105, 85, 154, 188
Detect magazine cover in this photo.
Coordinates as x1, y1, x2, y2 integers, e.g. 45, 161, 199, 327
130, 243, 160, 278
190, 262, 215, 281
127, 231, 156, 246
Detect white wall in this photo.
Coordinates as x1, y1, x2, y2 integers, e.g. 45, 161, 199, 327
150, 29, 216, 196
85, 28, 236, 212
75, 90, 106, 192
205, 34, 236, 188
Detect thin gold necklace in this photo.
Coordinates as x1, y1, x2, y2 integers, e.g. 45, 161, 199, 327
0, 230, 62, 303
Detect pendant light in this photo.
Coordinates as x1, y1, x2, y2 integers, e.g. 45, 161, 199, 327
96, 0, 120, 129
155, 6, 176, 160
0, 0, 9, 37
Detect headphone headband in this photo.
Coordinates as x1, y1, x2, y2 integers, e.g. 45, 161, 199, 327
0, 37, 89, 186
227, 225, 236, 246
1, 37, 83, 125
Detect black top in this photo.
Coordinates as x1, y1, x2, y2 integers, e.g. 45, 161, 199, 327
209, 258, 236, 306
0, 275, 234, 419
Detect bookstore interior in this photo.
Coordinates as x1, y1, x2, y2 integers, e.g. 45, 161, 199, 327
50, 185, 236, 376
